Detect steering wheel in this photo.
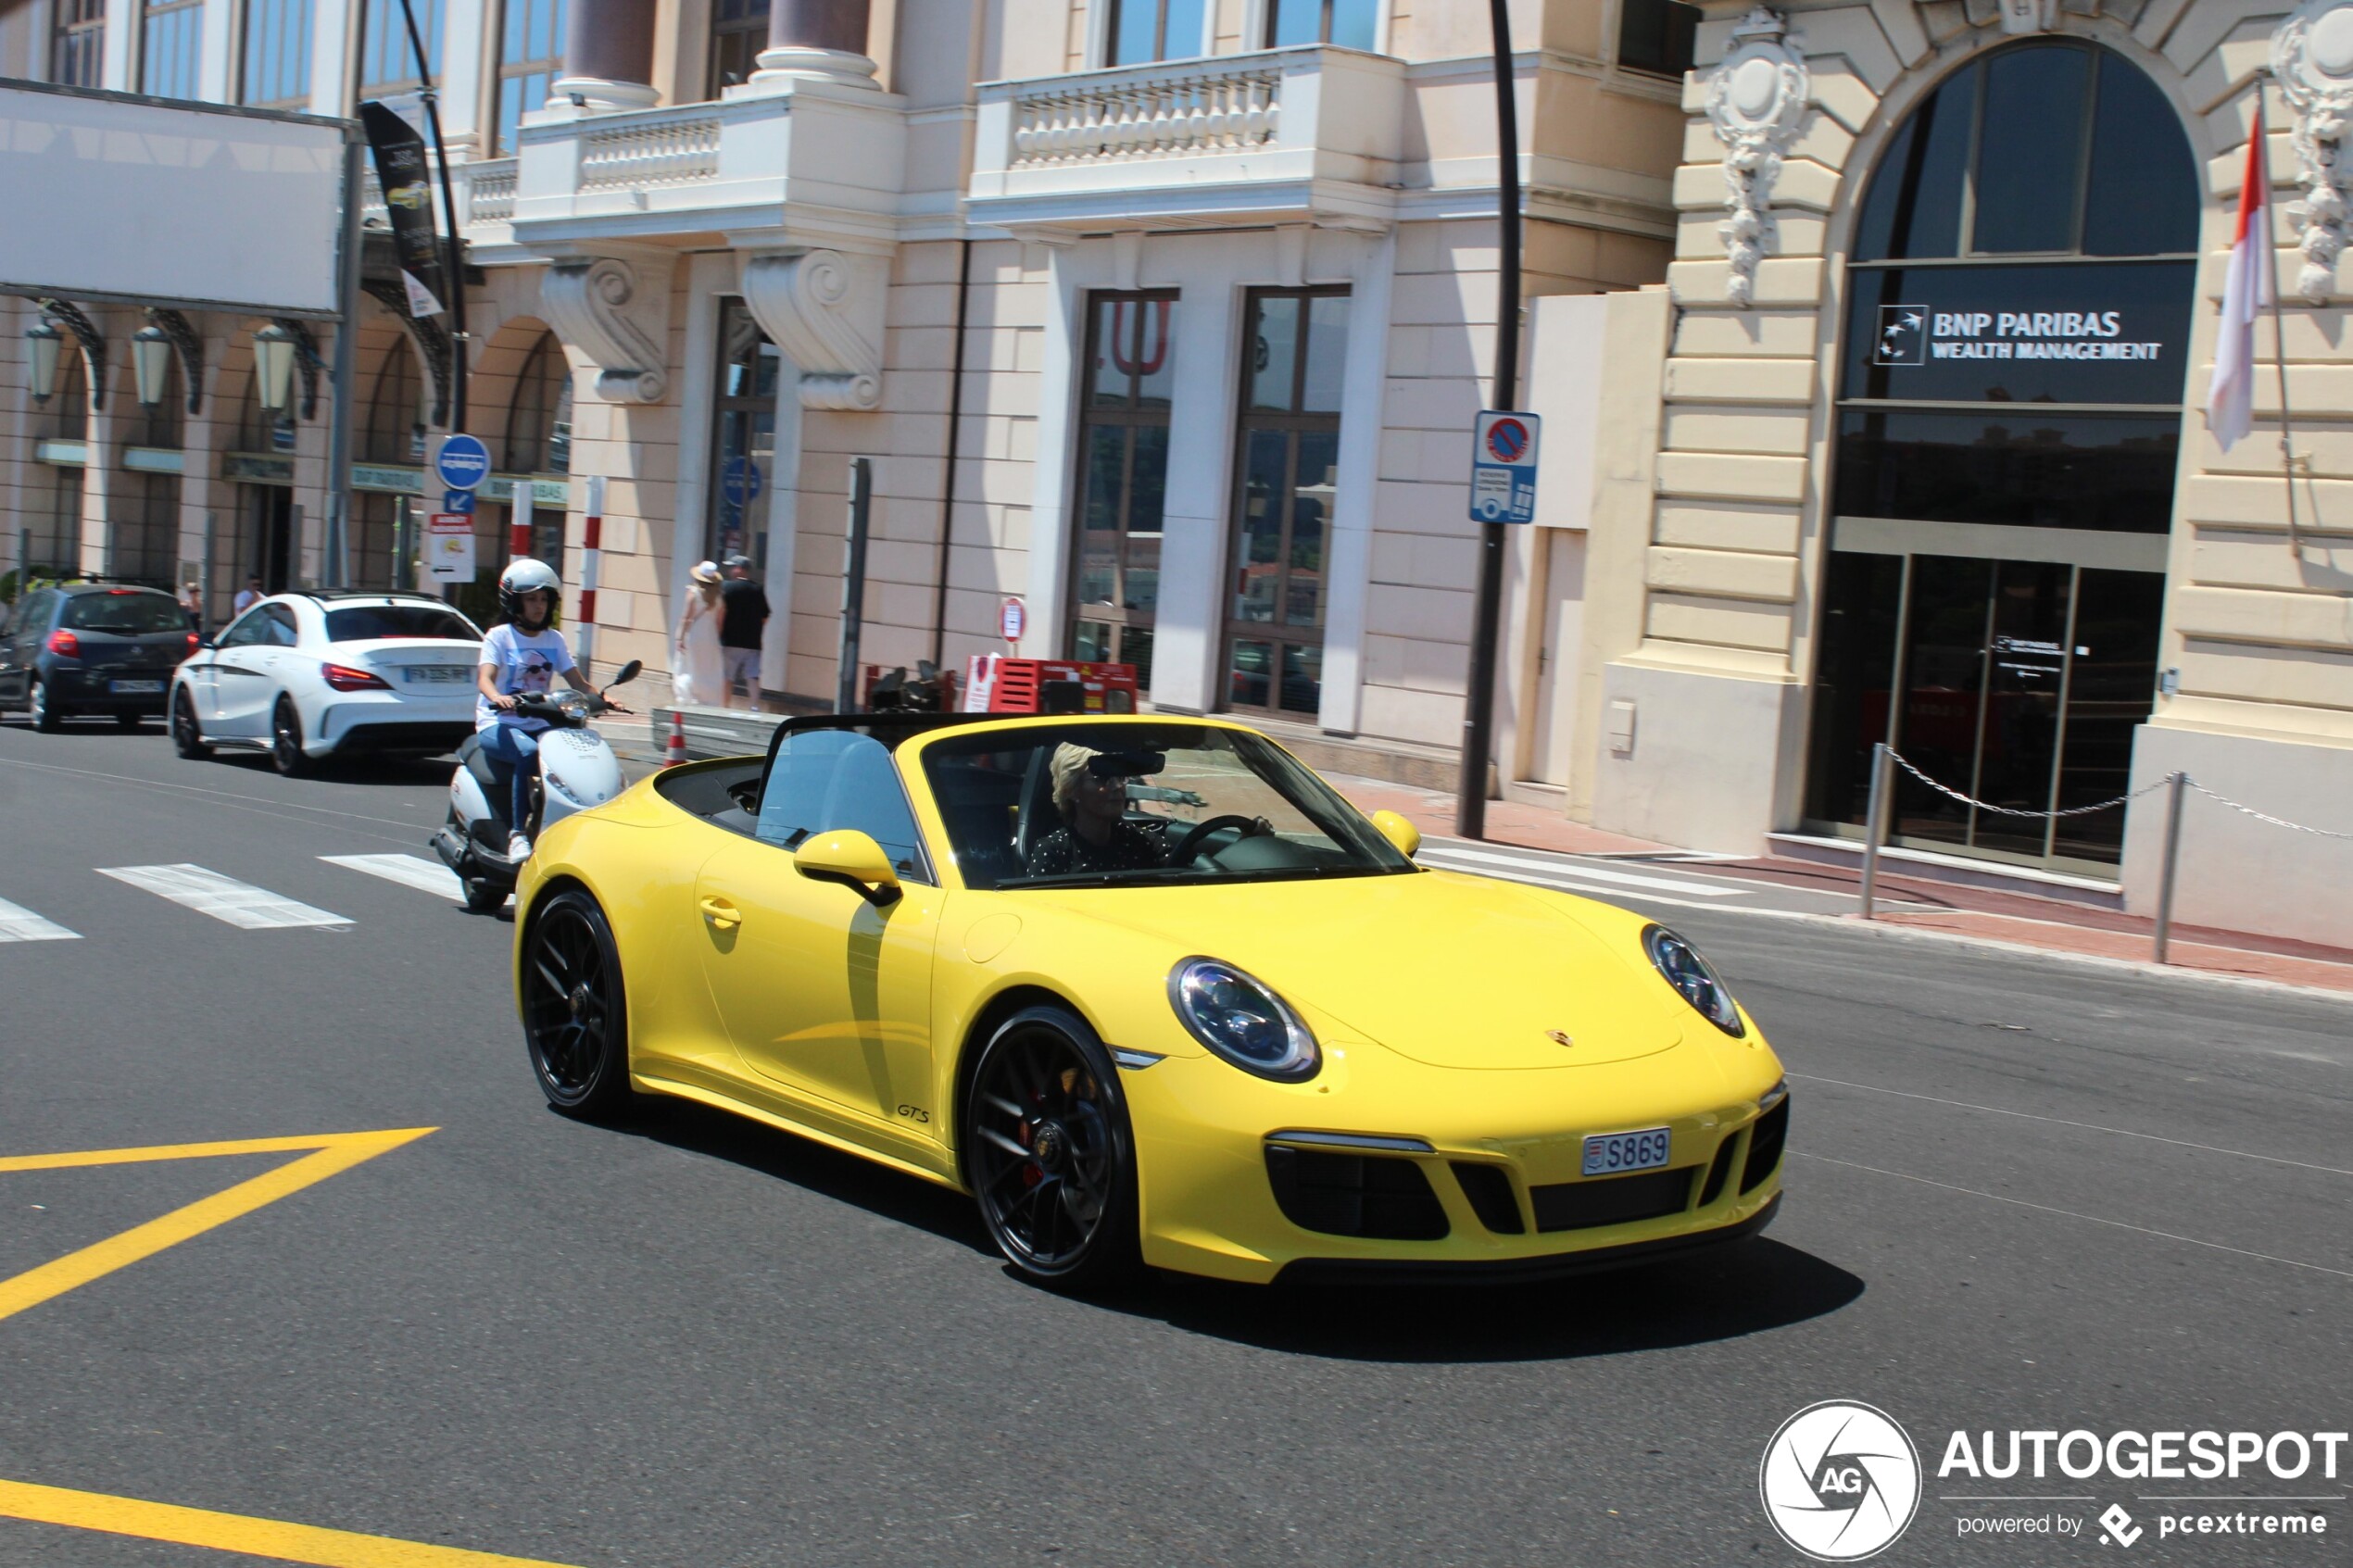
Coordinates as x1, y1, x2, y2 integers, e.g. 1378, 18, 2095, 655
1169, 814, 1265, 865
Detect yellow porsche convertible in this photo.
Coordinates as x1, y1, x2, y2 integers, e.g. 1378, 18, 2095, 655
511, 713, 1787, 1288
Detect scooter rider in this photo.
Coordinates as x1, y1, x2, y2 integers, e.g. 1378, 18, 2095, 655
474, 558, 623, 861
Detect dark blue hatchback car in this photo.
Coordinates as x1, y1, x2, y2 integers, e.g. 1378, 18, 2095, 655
0, 583, 196, 731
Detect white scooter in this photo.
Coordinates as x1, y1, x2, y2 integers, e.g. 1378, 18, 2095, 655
431, 659, 640, 914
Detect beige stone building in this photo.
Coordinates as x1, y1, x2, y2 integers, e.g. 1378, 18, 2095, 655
4, 0, 2350, 943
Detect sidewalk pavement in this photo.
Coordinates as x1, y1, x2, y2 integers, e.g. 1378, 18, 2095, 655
1325, 775, 2353, 997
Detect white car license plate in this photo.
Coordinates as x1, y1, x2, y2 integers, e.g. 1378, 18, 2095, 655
108, 679, 163, 694
1583, 1127, 1672, 1177
402, 666, 470, 684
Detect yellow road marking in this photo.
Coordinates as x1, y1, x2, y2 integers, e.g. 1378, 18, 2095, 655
0, 1128, 435, 1325
0, 1477, 585, 1567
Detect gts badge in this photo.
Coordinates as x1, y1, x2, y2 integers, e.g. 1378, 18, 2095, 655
896, 1104, 930, 1124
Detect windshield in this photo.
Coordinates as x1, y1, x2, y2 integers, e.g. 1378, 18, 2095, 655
63, 591, 189, 633
325, 603, 481, 642
920, 722, 1415, 890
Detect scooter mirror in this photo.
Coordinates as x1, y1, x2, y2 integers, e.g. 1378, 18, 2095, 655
610, 659, 643, 686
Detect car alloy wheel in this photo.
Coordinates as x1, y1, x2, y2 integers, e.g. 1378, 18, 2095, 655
29, 678, 59, 733
522, 889, 634, 1118
271, 697, 307, 775
965, 1005, 1139, 1288
171, 690, 212, 759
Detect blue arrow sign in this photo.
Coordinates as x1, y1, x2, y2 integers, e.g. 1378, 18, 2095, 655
443, 488, 476, 516
434, 432, 491, 492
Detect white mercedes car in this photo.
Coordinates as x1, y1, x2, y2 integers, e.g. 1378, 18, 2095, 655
170, 592, 485, 773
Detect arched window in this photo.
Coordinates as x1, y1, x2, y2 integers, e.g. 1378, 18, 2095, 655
364, 342, 430, 464
1806, 43, 2198, 872
502, 332, 573, 474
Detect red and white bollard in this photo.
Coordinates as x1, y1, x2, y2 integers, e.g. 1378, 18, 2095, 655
662, 710, 688, 769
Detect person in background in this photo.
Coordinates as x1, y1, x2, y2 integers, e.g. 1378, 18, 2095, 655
178, 582, 204, 630
673, 560, 727, 707
719, 554, 770, 710
232, 575, 264, 617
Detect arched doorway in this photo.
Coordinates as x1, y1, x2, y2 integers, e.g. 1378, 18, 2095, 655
358, 341, 432, 589
1803, 42, 2198, 871
500, 330, 572, 563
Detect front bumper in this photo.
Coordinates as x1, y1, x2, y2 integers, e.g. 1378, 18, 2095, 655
1119, 1045, 1787, 1285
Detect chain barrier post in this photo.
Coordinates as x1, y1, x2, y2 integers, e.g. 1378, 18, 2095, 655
2153, 770, 2187, 964
1859, 742, 1891, 920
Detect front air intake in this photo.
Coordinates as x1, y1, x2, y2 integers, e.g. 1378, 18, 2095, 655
1697, 1133, 1741, 1209
1451, 1161, 1524, 1234
1265, 1148, 1449, 1240
1529, 1167, 1694, 1233
1741, 1098, 1790, 1194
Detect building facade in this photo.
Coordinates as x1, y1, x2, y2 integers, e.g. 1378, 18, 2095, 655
3, 0, 2349, 944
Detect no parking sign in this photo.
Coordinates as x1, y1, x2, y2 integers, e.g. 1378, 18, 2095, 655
1469, 410, 1540, 524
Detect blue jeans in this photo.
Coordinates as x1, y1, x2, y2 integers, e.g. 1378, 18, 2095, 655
477, 723, 541, 834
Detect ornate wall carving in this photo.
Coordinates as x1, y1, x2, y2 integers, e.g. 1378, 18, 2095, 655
540, 253, 674, 404
1705, 7, 1810, 307
740, 249, 886, 411
2274, 0, 2353, 302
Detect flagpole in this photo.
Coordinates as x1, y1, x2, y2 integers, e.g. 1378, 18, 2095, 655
2259, 76, 2304, 553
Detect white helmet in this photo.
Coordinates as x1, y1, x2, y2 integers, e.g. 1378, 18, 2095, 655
497, 558, 561, 624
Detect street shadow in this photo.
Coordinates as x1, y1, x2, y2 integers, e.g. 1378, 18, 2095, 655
611, 1098, 1864, 1361
204, 750, 458, 786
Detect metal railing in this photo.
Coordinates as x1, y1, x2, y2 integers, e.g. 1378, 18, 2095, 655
1010, 59, 1283, 167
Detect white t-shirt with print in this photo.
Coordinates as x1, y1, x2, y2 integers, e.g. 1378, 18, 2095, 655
476, 623, 576, 732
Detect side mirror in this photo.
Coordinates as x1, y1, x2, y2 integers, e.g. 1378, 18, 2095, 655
1369, 809, 1420, 859
610, 659, 642, 687
795, 829, 902, 906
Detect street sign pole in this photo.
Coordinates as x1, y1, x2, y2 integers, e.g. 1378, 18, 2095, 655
1456, 0, 1523, 843
837, 458, 874, 713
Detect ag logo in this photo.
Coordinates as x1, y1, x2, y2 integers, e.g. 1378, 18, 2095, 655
1759, 1400, 1922, 1562
1873, 305, 1928, 366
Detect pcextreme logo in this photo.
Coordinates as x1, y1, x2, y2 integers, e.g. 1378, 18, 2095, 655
1760, 1400, 1925, 1562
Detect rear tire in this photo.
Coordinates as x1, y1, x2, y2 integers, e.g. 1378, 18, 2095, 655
171, 691, 212, 759
29, 679, 60, 733
462, 878, 507, 914
521, 888, 635, 1118
271, 696, 308, 776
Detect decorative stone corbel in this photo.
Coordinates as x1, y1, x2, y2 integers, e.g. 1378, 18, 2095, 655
539, 252, 674, 403
1705, 7, 1810, 308
2272, 0, 2353, 303
1993, 0, 2057, 35
741, 249, 886, 411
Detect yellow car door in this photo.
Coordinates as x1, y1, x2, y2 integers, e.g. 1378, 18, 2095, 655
692, 730, 940, 1135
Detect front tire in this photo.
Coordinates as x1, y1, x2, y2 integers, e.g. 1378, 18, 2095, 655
29, 679, 60, 733
171, 691, 213, 759
462, 878, 507, 914
271, 696, 308, 775
521, 888, 635, 1118
963, 1004, 1140, 1290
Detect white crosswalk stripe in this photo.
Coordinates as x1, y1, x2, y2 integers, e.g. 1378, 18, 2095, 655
321, 853, 465, 899
1417, 844, 1752, 898
0, 896, 81, 943
97, 864, 352, 929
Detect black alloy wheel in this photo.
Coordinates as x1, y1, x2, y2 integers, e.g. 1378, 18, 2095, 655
522, 888, 634, 1117
964, 1005, 1139, 1289
171, 690, 212, 759
271, 696, 307, 775
29, 679, 59, 733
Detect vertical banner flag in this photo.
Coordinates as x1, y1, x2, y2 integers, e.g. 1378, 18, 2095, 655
359, 101, 447, 320
2207, 115, 2273, 451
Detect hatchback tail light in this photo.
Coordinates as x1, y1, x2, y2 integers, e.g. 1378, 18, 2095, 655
321, 662, 391, 692
183, 633, 199, 658
44, 629, 79, 658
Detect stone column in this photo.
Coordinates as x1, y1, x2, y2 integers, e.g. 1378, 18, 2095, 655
553, 0, 660, 110
753, 0, 876, 88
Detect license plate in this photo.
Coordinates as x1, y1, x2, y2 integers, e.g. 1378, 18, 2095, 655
401, 666, 470, 684
1583, 1127, 1672, 1177
108, 679, 163, 694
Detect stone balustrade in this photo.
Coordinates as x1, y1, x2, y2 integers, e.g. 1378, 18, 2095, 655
1011, 59, 1283, 167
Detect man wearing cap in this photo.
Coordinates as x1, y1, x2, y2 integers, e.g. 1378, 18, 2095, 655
718, 554, 769, 710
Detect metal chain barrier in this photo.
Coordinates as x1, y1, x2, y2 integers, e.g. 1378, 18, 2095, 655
1884, 748, 2172, 820
2183, 779, 2353, 841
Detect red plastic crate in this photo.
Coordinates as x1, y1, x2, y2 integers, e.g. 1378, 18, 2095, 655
962, 655, 1139, 714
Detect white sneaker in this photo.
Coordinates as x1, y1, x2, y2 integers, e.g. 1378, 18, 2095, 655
507, 832, 533, 861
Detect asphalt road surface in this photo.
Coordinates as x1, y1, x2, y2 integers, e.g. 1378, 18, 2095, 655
0, 718, 2345, 1567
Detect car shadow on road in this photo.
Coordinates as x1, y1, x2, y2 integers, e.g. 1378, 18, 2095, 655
1121, 1238, 1864, 1362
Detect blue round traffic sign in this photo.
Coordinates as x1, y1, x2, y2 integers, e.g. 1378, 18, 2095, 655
434, 433, 492, 492
1483, 418, 1529, 464
722, 455, 764, 509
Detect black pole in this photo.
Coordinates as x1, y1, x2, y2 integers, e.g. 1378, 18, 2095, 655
392, 0, 468, 433
838, 458, 873, 713
1454, 0, 1520, 842
929, 237, 975, 670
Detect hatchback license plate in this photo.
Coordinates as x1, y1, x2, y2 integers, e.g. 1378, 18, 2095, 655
108, 679, 163, 694
1582, 1127, 1671, 1177
402, 666, 470, 684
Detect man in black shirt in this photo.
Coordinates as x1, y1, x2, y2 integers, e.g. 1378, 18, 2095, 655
718, 554, 769, 709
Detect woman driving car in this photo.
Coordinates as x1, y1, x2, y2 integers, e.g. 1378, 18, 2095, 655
1026, 745, 1171, 876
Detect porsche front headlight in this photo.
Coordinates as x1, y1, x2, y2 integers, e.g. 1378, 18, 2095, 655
1167, 958, 1320, 1082
1642, 925, 1746, 1038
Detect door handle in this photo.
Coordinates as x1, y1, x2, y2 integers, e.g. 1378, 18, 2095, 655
698, 897, 741, 931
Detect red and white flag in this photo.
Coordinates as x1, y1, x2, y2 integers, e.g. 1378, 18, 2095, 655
2206, 119, 2275, 451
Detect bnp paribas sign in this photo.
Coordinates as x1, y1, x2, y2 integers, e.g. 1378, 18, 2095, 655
1874, 305, 2168, 366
